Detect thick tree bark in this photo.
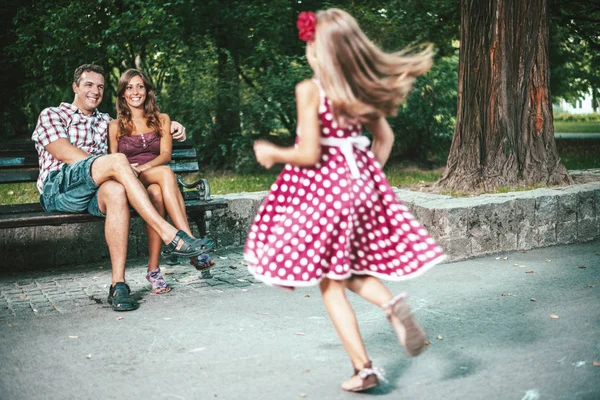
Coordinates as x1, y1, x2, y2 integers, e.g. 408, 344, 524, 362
436, 0, 572, 192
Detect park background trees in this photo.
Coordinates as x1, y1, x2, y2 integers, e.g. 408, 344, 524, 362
0, 0, 597, 186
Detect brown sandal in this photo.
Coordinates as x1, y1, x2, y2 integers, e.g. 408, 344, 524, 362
383, 293, 426, 357
190, 254, 216, 271
341, 361, 384, 392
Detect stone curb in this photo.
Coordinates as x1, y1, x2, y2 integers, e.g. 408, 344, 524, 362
1, 182, 599, 269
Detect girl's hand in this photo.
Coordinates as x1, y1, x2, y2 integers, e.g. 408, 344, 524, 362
254, 140, 276, 169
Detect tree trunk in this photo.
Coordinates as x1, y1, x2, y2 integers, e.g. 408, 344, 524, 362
212, 33, 241, 167
436, 0, 572, 192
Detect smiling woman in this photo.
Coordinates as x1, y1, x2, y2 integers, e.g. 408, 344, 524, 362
107, 68, 216, 292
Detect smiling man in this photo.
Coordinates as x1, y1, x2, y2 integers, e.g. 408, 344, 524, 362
31, 64, 208, 312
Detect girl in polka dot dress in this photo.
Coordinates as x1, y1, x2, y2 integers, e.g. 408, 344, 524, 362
245, 8, 446, 392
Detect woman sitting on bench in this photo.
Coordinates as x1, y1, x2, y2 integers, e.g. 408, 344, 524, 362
108, 69, 214, 295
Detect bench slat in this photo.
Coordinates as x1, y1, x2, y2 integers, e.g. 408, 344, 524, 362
0, 171, 39, 184
0, 148, 197, 170
0, 198, 228, 229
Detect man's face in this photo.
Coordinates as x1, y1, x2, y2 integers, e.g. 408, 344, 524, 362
72, 71, 104, 115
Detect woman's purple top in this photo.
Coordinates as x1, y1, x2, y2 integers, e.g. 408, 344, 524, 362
118, 131, 161, 165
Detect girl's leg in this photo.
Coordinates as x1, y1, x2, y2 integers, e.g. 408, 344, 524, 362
346, 275, 393, 308
139, 166, 192, 236
347, 276, 426, 357
319, 278, 370, 370
320, 278, 381, 391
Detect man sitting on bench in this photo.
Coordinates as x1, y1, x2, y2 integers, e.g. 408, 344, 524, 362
32, 63, 208, 312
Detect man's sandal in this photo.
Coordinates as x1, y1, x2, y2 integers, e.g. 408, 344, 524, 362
383, 293, 427, 357
146, 267, 172, 294
341, 361, 385, 392
190, 254, 216, 271
162, 230, 214, 258
107, 282, 139, 311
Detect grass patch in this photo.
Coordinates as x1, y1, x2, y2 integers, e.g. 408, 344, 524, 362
0, 182, 39, 205
554, 121, 600, 133
557, 140, 600, 170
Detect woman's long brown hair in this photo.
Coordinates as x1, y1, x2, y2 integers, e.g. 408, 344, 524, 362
116, 69, 162, 138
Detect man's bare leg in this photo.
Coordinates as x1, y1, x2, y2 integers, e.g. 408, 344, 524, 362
91, 153, 180, 245
97, 181, 130, 285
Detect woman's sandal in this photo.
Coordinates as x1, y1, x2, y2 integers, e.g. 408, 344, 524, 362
341, 361, 385, 392
146, 267, 172, 294
162, 230, 213, 258
190, 254, 216, 271
383, 293, 427, 357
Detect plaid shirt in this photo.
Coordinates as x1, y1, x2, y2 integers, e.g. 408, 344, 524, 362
32, 103, 112, 193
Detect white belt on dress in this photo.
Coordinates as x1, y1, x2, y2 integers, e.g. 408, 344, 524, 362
320, 135, 370, 179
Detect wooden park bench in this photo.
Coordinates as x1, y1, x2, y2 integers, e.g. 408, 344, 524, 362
0, 140, 228, 264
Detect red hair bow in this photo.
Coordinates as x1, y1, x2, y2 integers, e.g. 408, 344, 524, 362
297, 11, 316, 42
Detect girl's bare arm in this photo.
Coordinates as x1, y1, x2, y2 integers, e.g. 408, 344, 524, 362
365, 116, 394, 167
254, 79, 321, 168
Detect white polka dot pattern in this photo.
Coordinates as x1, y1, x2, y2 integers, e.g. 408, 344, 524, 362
244, 82, 446, 287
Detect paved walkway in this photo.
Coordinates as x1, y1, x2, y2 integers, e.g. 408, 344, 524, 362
1, 242, 599, 400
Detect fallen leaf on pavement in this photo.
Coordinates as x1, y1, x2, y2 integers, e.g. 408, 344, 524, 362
19, 296, 27, 300
304, 294, 310, 298
300, 394, 307, 398
530, 298, 536, 302
305, 369, 311, 373
585, 284, 595, 288
549, 314, 559, 319
495, 257, 501, 260
236, 279, 247, 282
86, 354, 92, 359
424, 340, 432, 345
501, 293, 512, 296
239, 261, 248, 265
525, 270, 534, 274
578, 264, 586, 269
116, 316, 123, 320
545, 259, 552, 262
295, 332, 305, 336
503, 257, 508, 260
69, 336, 79, 339
513, 264, 519, 266
229, 265, 237, 269
593, 361, 600, 367
437, 335, 443, 340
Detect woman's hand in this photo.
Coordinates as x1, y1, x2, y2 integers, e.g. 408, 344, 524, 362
253, 140, 277, 169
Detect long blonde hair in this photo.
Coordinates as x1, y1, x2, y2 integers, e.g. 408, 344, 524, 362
314, 8, 433, 122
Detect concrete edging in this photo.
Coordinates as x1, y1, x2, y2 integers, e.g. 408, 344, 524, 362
1, 182, 599, 269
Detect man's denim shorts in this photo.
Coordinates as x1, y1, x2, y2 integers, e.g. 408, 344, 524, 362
40, 155, 105, 217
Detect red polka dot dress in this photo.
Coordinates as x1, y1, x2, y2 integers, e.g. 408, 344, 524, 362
244, 80, 446, 288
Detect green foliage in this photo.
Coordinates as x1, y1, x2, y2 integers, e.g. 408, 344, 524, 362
390, 55, 458, 164
2, 0, 597, 174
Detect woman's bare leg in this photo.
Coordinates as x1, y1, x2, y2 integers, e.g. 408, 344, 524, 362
146, 184, 165, 271
139, 166, 192, 236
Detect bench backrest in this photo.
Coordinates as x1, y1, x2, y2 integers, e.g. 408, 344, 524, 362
0, 140, 205, 199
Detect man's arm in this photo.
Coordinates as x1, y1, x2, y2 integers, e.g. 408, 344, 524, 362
170, 121, 186, 142
45, 138, 90, 165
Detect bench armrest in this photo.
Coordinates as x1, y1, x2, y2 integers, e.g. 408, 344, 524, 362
177, 176, 213, 201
